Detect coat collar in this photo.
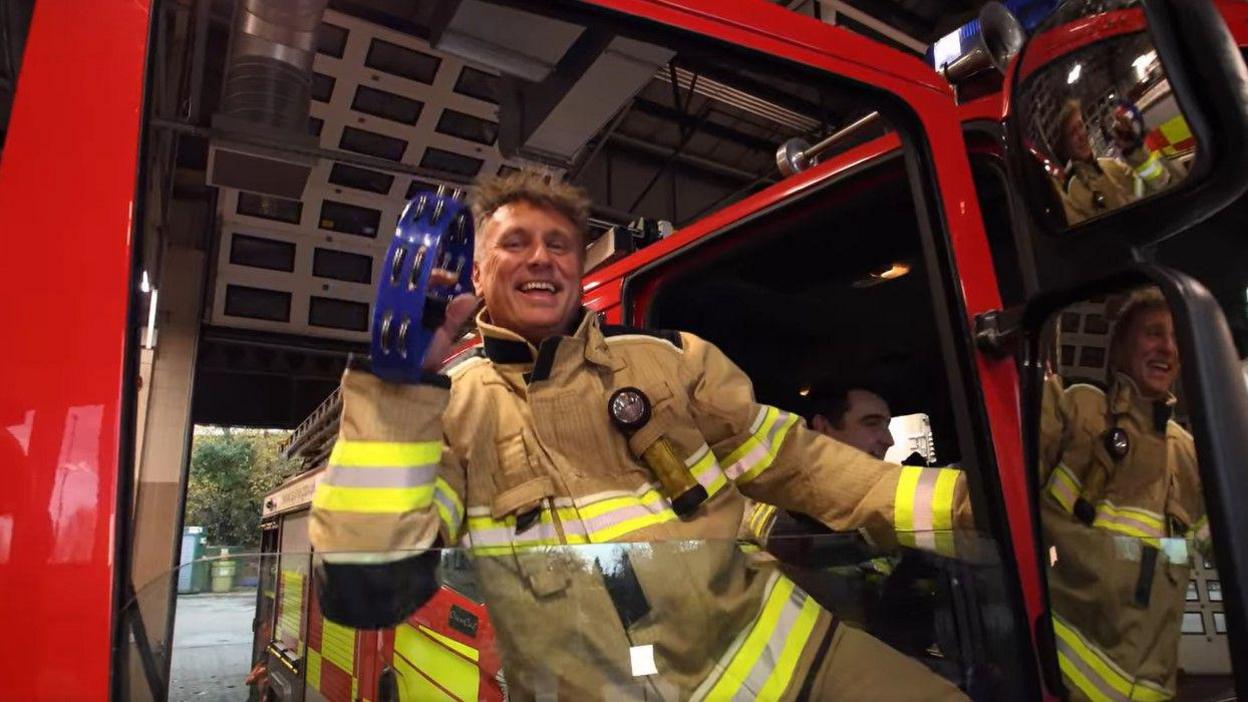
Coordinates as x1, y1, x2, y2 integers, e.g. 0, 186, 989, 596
476, 308, 617, 381
1110, 372, 1176, 433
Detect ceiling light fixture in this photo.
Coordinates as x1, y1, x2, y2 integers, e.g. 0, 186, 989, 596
852, 261, 913, 288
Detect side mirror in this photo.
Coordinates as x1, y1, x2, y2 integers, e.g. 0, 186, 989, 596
1007, 0, 1248, 243
1018, 265, 1248, 699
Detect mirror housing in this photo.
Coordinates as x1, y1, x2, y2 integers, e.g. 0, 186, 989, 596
1006, 0, 1248, 245
1018, 264, 1248, 697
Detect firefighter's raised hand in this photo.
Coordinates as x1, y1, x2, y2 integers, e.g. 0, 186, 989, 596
422, 268, 480, 372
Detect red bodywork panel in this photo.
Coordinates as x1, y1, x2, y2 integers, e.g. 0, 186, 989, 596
0, 0, 150, 697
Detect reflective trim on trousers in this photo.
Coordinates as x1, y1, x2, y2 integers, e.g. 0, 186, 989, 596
1052, 613, 1172, 702
693, 572, 821, 701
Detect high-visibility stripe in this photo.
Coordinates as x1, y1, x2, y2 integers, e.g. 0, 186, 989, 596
1053, 614, 1172, 702
329, 440, 441, 467
307, 649, 323, 690
312, 483, 435, 514
894, 466, 961, 532
932, 469, 958, 531
724, 406, 800, 484
321, 617, 356, 675
894, 467, 920, 532
322, 464, 437, 489
694, 573, 819, 701
1133, 151, 1165, 182
688, 444, 728, 497
433, 477, 464, 539
1093, 500, 1166, 539
1046, 464, 1081, 514
465, 484, 678, 555
277, 570, 304, 652
747, 503, 779, 543
419, 624, 479, 663
897, 529, 958, 557
394, 622, 480, 702
316, 440, 443, 513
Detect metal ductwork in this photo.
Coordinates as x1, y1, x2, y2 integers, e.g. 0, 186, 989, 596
430, 1, 673, 167
937, 2, 1025, 85
208, 0, 328, 200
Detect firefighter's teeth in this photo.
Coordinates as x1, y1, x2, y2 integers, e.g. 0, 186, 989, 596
520, 281, 556, 292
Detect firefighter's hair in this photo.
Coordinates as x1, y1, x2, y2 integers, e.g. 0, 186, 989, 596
469, 170, 591, 261
808, 384, 889, 430
1107, 286, 1171, 374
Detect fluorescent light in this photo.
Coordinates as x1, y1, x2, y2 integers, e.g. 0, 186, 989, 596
1066, 63, 1082, 85
144, 289, 158, 349
852, 261, 913, 288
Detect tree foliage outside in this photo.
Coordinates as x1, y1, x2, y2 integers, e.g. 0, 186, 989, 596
185, 429, 300, 548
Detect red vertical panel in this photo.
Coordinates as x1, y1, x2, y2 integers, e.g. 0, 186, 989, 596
0, 0, 150, 698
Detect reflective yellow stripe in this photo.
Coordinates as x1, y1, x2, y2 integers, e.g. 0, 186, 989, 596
1047, 464, 1080, 514
932, 469, 959, 531
894, 467, 921, 532
433, 477, 463, 539
703, 577, 796, 700
278, 570, 304, 651
1133, 151, 1164, 182
1053, 614, 1172, 702
689, 446, 728, 497
306, 649, 323, 690
756, 595, 821, 700
696, 574, 823, 701
394, 623, 479, 701
329, 440, 441, 467
321, 618, 356, 674
723, 406, 800, 484
312, 483, 435, 513
465, 487, 679, 555
419, 624, 479, 663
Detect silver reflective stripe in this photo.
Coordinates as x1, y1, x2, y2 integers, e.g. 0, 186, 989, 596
434, 483, 463, 532
322, 464, 438, 489
909, 468, 941, 531
725, 408, 796, 480
732, 586, 807, 701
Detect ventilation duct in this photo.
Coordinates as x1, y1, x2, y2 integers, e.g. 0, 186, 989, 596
431, 1, 673, 166
208, 0, 328, 200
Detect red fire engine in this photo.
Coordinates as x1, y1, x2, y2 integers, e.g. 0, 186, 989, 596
1, 1, 1247, 700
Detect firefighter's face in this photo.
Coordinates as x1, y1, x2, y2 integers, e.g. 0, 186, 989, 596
812, 390, 895, 460
1062, 111, 1093, 162
1123, 308, 1179, 399
473, 200, 583, 344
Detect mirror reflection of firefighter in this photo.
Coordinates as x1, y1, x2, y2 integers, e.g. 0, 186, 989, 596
1039, 289, 1206, 701
1053, 100, 1183, 224
309, 171, 974, 700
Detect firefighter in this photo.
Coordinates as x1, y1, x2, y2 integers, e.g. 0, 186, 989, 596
1039, 288, 1205, 701
309, 171, 972, 700
1054, 99, 1181, 224
742, 384, 896, 547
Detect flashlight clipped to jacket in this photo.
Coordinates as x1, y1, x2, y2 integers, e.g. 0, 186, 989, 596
608, 387, 708, 518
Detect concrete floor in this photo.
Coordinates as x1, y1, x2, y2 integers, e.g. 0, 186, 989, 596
169, 592, 257, 702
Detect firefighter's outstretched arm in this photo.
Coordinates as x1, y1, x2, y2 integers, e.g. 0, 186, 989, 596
308, 292, 474, 629
679, 333, 973, 536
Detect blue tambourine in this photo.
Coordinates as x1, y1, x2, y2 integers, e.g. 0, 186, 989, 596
371, 187, 474, 383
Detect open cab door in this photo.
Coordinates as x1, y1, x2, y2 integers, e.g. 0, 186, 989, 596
1004, 1, 1248, 698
